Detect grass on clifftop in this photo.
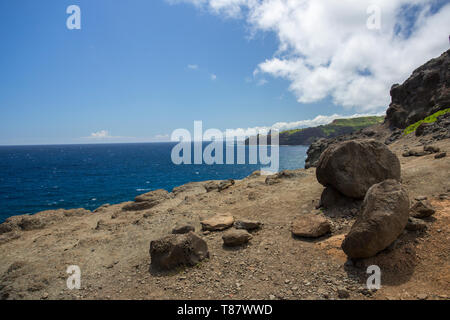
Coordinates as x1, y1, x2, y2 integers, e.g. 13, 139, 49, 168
283, 116, 384, 136
403, 107, 450, 135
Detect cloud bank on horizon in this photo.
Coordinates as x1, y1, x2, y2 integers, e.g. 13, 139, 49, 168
168, 0, 450, 112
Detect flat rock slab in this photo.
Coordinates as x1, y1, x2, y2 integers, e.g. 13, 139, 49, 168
291, 214, 331, 238
150, 232, 209, 270
222, 229, 252, 246
201, 214, 234, 231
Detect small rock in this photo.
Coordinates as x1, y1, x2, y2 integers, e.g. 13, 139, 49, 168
201, 214, 234, 231
410, 200, 436, 218
434, 152, 446, 159
234, 219, 262, 231
337, 288, 350, 299
417, 294, 428, 300
218, 179, 235, 192
291, 214, 331, 238
405, 217, 427, 231
222, 229, 252, 247
172, 225, 195, 234
248, 192, 257, 201
424, 145, 440, 153
439, 193, 449, 200
204, 181, 219, 192
149, 232, 209, 270
265, 175, 280, 185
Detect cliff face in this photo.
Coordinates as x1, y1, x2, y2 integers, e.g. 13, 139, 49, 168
306, 49, 450, 169
386, 49, 450, 129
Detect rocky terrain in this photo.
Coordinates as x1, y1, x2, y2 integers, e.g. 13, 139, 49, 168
0, 134, 448, 300
0, 50, 449, 301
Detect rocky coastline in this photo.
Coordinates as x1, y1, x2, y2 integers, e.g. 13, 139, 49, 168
0, 50, 449, 300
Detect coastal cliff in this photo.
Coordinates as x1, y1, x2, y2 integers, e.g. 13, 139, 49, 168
0, 50, 449, 301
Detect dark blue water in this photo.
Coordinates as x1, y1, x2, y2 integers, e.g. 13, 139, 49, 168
0, 143, 308, 222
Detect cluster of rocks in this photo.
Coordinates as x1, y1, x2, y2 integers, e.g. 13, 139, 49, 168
402, 145, 446, 159
204, 179, 236, 192
311, 139, 413, 259
150, 214, 262, 271
414, 112, 450, 140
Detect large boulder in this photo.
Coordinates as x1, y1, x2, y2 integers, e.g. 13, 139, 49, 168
316, 139, 401, 199
149, 232, 209, 270
342, 180, 410, 259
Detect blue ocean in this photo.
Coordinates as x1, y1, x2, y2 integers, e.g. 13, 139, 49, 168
0, 143, 308, 222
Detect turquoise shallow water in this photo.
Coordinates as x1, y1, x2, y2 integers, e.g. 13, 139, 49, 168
0, 142, 308, 222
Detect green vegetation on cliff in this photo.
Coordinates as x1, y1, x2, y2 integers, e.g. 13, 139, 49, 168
403, 108, 450, 135
277, 116, 384, 145
246, 116, 384, 146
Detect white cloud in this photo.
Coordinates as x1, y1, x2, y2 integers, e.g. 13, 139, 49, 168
168, 0, 450, 112
84, 130, 131, 140
211, 74, 217, 80
187, 64, 199, 70
88, 130, 113, 139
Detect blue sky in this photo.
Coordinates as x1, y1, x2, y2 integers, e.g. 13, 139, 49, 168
0, 0, 449, 145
